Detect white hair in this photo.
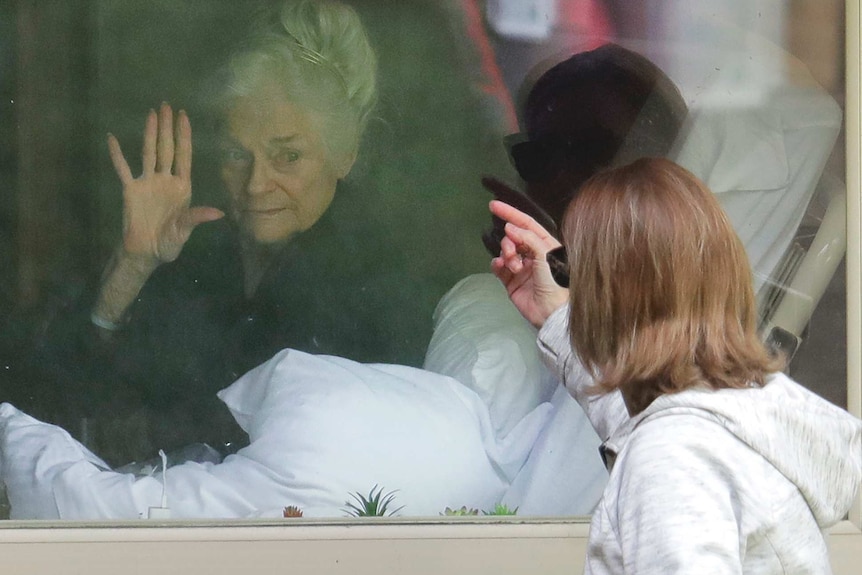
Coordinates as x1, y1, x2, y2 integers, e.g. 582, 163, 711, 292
214, 0, 377, 164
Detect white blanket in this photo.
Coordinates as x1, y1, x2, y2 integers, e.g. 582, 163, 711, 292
0, 350, 550, 520
425, 274, 608, 516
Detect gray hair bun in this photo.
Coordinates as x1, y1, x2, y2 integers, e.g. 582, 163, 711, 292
275, 0, 378, 135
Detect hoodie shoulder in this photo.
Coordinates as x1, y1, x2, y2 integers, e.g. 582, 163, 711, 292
602, 410, 833, 573
629, 374, 862, 527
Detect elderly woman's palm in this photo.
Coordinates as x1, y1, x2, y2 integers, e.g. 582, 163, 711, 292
108, 104, 223, 265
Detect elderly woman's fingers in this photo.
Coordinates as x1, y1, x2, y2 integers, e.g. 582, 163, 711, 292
174, 110, 192, 180
490, 200, 561, 249
155, 102, 175, 173
183, 206, 225, 230
107, 134, 133, 186
170, 207, 225, 250
141, 109, 158, 176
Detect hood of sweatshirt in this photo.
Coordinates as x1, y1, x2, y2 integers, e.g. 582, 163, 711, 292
602, 372, 862, 528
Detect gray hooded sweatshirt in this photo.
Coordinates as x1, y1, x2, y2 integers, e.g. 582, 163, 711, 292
538, 305, 862, 574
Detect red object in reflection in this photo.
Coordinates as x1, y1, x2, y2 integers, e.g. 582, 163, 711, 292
559, 0, 615, 51
461, 0, 520, 132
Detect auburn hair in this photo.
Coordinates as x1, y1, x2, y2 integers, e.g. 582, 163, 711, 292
562, 158, 782, 414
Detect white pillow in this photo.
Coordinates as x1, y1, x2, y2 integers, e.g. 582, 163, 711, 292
424, 274, 558, 438
217, 349, 549, 517
0, 350, 549, 519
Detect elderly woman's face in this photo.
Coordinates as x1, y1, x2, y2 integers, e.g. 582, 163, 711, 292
219, 82, 344, 245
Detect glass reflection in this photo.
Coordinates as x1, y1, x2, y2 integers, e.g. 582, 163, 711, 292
0, 0, 847, 521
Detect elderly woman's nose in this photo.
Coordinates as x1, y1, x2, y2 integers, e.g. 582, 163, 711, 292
246, 160, 275, 195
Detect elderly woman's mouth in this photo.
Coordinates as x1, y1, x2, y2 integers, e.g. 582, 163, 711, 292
245, 207, 287, 216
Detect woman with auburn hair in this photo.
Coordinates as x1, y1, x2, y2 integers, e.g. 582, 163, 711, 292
491, 157, 861, 573
562, 157, 779, 415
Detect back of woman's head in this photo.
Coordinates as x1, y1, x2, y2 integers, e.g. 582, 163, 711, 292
213, 0, 377, 164
562, 158, 780, 413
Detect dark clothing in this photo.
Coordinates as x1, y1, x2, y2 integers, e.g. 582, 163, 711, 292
1, 183, 432, 466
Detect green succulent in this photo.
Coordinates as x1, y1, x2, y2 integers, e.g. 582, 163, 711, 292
482, 503, 518, 516
343, 485, 404, 517
441, 506, 480, 516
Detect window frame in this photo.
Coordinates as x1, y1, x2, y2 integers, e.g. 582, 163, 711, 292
1, 1, 860, 572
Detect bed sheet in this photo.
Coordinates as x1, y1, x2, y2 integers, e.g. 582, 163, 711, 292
425, 273, 609, 516
0, 350, 551, 520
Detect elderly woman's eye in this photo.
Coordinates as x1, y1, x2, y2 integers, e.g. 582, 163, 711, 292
272, 149, 301, 168
222, 147, 251, 166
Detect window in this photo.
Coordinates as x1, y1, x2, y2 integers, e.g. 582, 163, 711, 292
1, 1, 859, 571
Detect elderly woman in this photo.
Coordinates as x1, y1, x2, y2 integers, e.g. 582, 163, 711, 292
491, 158, 861, 573
4, 0, 412, 465
99, 0, 376, 321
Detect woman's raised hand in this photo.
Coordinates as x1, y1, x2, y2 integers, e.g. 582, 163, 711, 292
107, 103, 224, 267
489, 200, 569, 328
92, 104, 224, 328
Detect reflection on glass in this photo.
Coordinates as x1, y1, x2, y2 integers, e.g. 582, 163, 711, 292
0, 0, 847, 522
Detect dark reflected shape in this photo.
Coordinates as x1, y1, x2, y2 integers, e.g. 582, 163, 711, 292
480, 175, 558, 257
545, 246, 569, 288
483, 43, 688, 256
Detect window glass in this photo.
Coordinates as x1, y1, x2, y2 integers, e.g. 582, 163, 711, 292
0, 0, 847, 522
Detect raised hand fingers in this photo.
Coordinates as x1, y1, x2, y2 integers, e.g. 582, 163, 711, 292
107, 133, 133, 185
490, 200, 561, 250
499, 234, 524, 271
490, 255, 514, 285
137, 105, 190, 177
503, 222, 552, 263
156, 102, 175, 173
141, 109, 158, 176
174, 110, 192, 179
481, 176, 559, 236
